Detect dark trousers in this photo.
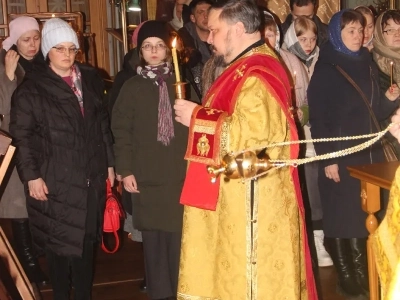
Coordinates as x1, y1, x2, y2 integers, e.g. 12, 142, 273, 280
45, 238, 96, 300
142, 230, 181, 300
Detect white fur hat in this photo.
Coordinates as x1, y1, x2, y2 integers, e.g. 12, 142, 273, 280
41, 18, 79, 58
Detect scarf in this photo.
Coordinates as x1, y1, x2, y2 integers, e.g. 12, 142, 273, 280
329, 9, 361, 56
373, 13, 400, 85
170, 5, 183, 31
284, 22, 317, 67
364, 34, 374, 48
263, 11, 281, 52
70, 64, 84, 115
137, 62, 174, 146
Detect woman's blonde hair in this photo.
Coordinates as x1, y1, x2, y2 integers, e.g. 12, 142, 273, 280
294, 16, 317, 37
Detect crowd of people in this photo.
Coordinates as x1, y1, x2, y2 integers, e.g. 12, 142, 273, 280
2, 0, 400, 299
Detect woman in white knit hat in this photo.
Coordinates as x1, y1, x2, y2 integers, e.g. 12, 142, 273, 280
0, 16, 49, 287
9, 17, 115, 299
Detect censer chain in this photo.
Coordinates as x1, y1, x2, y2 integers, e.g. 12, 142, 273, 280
241, 123, 395, 181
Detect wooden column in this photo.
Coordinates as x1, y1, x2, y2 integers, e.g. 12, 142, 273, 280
90, 0, 110, 73
360, 181, 380, 300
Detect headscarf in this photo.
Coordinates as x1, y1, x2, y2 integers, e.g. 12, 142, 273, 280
329, 9, 361, 56
170, 4, 183, 31
354, 5, 375, 48
263, 11, 280, 52
373, 11, 400, 84
2, 16, 40, 51
284, 21, 318, 67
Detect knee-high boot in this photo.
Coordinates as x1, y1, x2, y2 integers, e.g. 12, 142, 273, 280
11, 219, 49, 285
324, 237, 364, 297
349, 238, 369, 295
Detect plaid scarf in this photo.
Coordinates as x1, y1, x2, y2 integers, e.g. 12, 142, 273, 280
70, 64, 84, 115
137, 62, 174, 146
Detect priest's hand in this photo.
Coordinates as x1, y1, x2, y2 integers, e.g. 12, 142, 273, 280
28, 178, 49, 201
385, 84, 400, 101
390, 108, 400, 143
325, 164, 340, 183
174, 99, 198, 127
123, 175, 140, 193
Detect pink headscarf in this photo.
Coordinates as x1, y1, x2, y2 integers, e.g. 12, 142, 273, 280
2, 16, 40, 51
132, 21, 148, 47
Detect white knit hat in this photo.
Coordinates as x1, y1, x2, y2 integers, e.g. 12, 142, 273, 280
41, 18, 79, 58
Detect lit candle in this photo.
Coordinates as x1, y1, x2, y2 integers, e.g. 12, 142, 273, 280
293, 71, 297, 87
390, 61, 394, 87
171, 37, 181, 83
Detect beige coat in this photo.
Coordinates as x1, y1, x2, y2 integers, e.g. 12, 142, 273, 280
0, 48, 28, 218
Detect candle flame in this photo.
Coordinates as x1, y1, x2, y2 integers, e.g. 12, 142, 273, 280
172, 37, 177, 48
293, 71, 297, 76
391, 61, 394, 66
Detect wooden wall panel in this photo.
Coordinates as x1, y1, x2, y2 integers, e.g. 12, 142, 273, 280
89, 0, 109, 73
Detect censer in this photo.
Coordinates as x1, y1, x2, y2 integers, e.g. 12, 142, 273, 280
207, 150, 277, 182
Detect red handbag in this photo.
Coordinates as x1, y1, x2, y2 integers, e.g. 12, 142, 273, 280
101, 179, 125, 254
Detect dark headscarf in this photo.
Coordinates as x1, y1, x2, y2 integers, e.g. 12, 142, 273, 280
329, 9, 361, 56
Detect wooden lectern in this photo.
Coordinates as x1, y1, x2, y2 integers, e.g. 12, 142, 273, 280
348, 161, 400, 300
0, 132, 37, 299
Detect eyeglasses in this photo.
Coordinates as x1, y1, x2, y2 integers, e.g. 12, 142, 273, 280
52, 46, 79, 55
383, 28, 400, 36
141, 44, 167, 51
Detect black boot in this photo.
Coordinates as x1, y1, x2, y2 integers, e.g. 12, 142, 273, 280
349, 238, 369, 295
324, 237, 364, 297
11, 219, 49, 286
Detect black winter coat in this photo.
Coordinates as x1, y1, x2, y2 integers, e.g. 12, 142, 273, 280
308, 42, 398, 238
10, 61, 114, 257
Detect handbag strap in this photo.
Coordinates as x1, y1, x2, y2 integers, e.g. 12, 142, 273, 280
334, 64, 381, 132
101, 204, 120, 254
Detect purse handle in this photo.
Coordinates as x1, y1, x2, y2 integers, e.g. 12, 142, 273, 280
334, 64, 381, 132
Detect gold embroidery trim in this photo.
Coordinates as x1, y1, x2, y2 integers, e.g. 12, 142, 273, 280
252, 180, 259, 300
195, 119, 217, 127
177, 292, 220, 300
193, 125, 216, 135
220, 118, 230, 157
245, 180, 252, 300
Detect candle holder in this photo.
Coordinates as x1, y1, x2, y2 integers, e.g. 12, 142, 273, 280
174, 81, 187, 99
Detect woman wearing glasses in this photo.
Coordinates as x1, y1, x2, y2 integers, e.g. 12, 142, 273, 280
308, 9, 399, 298
9, 18, 115, 299
112, 21, 197, 300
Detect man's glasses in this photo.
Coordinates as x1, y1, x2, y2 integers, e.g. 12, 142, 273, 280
383, 28, 400, 36
52, 46, 79, 55
141, 44, 167, 51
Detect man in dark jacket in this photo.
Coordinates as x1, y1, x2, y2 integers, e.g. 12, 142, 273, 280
178, 0, 213, 99
281, 0, 328, 47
